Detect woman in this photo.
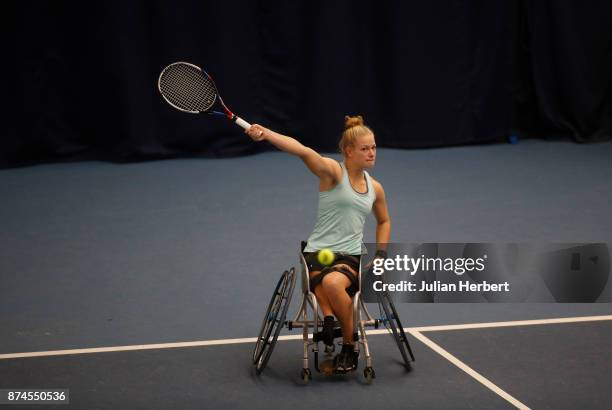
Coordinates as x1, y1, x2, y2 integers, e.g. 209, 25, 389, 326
246, 116, 390, 373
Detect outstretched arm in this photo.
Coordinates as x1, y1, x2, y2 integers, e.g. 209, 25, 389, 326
246, 124, 339, 181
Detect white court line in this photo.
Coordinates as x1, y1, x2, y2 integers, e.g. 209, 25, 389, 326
412, 314, 612, 333
408, 329, 531, 410
0, 332, 387, 360
409, 314, 612, 410
0, 337, 260, 360
1, 314, 611, 361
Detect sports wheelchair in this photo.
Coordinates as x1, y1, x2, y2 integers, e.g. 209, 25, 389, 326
252, 243, 415, 383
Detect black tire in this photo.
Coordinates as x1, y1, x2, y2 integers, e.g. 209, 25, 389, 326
253, 268, 296, 374
252, 271, 286, 364
378, 291, 415, 369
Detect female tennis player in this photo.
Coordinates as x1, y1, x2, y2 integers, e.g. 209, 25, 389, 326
246, 116, 390, 373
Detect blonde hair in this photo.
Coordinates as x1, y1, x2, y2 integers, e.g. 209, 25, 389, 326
339, 115, 373, 156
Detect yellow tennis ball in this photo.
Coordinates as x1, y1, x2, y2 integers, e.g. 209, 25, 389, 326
317, 248, 335, 266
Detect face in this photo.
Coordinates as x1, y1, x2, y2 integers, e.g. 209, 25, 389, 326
347, 132, 376, 168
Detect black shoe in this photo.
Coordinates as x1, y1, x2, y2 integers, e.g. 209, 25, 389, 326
322, 316, 335, 346
334, 343, 358, 373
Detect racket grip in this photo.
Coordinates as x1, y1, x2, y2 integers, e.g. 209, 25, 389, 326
234, 117, 251, 129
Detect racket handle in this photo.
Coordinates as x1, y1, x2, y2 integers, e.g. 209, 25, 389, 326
234, 116, 251, 129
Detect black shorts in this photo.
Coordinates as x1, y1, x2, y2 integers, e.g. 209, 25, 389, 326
303, 252, 361, 296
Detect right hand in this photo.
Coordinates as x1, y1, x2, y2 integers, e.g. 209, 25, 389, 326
245, 124, 268, 142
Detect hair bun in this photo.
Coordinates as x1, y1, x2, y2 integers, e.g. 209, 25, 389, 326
344, 115, 364, 130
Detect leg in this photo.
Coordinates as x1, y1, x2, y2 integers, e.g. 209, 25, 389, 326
309, 271, 334, 317
309, 270, 337, 347
321, 268, 360, 373
321, 271, 354, 343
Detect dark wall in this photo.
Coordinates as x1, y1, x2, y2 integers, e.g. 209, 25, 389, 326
4, 0, 612, 168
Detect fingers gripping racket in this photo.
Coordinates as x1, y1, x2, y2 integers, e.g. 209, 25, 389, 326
158, 62, 251, 129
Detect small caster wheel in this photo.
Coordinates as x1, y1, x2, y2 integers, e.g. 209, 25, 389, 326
301, 368, 312, 383
364, 367, 376, 384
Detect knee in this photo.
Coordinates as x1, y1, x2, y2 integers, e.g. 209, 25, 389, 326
321, 272, 347, 294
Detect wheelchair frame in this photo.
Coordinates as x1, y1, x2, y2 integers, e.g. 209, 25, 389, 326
253, 243, 415, 383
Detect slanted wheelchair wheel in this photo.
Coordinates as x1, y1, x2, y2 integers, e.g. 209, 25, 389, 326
253, 268, 296, 374
378, 290, 415, 369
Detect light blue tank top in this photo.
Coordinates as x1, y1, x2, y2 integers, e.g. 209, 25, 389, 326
304, 162, 376, 255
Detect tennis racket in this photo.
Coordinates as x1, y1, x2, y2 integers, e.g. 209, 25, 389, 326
158, 61, 251, 129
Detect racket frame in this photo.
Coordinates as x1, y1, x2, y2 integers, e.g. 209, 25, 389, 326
158, 61, 250, 129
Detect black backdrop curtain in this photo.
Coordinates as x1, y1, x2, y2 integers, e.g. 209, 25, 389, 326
4, 0, 612, 168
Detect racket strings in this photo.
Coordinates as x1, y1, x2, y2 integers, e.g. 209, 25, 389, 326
159, 64, 217, 112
